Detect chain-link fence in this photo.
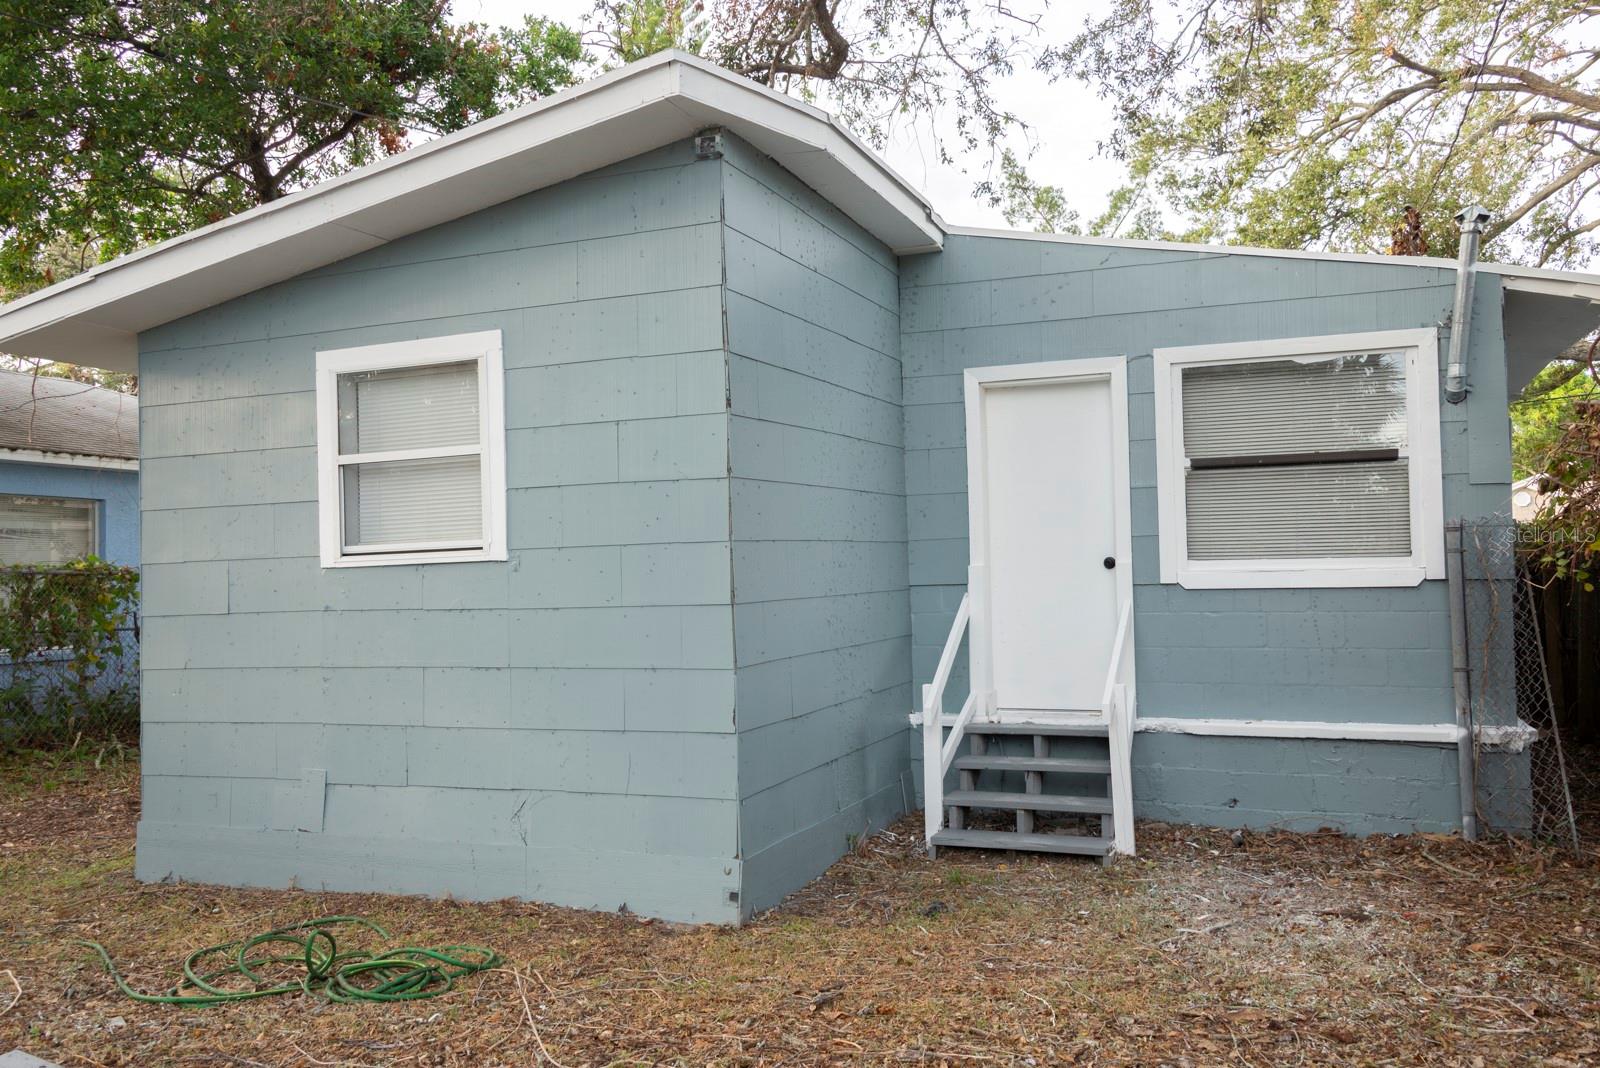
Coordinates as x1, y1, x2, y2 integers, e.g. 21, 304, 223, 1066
1455, 519, 1581, 851
0, 567, 139, 753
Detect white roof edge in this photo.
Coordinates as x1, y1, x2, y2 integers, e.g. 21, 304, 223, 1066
0, 446, 138, 471
0, 50, 942, 370
943, 224, 1600, 294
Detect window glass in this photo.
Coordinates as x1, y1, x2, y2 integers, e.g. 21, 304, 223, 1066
1180, 353, 1410, 562
336, 361, 479, 455
0, 495, 96, 565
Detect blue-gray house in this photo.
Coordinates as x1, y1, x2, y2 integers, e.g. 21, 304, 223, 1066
0, 53, 1593, 922
0, 368, 138, 566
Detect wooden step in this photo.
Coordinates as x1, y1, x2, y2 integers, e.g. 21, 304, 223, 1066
931, 828, 1114, 857
952, 754, 1111, 775
965, 721, 1107, 738
946, 790, 1113, 814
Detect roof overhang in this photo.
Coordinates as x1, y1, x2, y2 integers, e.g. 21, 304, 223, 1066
1495, 270, 1600, 398
0, 51, 943, 372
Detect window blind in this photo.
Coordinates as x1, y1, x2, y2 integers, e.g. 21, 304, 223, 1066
0, 496, 96, 565
342, 456, 482, 548
1182, 354, 1406, 459
1180, 353, 1411, 562
337, 361, 480, 455
1186, 461, 1412, 559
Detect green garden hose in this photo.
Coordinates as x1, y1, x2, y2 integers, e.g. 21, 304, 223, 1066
76, 915, 501, 1006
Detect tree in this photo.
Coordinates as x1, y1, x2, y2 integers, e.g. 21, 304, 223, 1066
589, 0, 1053, 161
594, 0, 709, 64
0, 0, 583, 292
1514, 360, 1600, 478
1057, 0, 1600, 265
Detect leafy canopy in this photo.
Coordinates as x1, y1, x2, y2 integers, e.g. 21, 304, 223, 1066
1057, 0, 1600, 266
0, 0, 583, 291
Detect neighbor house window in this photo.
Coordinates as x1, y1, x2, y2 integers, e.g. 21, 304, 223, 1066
315, 331, 506, 568
1153, 328, 1444, 589
0, 495, 97, 566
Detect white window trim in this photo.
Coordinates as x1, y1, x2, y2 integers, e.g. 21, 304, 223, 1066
1153, 328, 1444, 589
314, 330, 507, 569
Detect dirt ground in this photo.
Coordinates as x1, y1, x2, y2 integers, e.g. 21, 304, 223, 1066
2, 750, 1598, 1067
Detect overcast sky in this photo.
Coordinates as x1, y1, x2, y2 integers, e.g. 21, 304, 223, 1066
448, 0, 1124, 229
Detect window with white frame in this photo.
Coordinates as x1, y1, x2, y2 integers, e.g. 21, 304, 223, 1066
0, 495, 97, 565
1153, 328, 1444, 589
315, 331, 506, 568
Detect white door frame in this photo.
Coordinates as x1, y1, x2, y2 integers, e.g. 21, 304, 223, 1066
963, 356, 1136, 722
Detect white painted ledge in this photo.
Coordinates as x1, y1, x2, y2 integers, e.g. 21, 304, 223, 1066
908, 713, 1543, 751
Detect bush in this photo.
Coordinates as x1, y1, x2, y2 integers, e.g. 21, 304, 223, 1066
0, 558, 140, 751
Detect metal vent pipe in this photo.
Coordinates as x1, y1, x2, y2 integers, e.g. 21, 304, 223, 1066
1444, 206, 1492, 405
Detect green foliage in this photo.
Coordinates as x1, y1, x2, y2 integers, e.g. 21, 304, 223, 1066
597, 0, 708, 64
983, 149, 1171, 238
0, 1, 583, 291
1512, 362, 1598, 479
0, 558, 140, 751
986, 149, 1081, 234
1524, 404, 1600, 588
1059, 0, 1600, 266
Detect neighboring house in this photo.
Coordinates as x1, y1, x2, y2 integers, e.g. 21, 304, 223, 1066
1511, 474, 1552, 522
0, 53, 1594, 923
0, 369, 138, 566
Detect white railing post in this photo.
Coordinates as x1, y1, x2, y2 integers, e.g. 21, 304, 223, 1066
1106, 683, 1136, 855
922, 682, 943, 850
967, 564, 994, 720
920, 592, 971, 854
1101, 603, 1136, 856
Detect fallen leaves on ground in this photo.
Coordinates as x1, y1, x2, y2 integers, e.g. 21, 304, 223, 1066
2, 751, 1597, 1067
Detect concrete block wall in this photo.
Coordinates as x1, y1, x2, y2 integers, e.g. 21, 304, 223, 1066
135, 141, 746, 922
901, 234, 1513, 832
719, 137, 913, 916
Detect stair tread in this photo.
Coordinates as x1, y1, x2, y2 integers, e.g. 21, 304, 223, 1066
946, 789, 1113, 813
952, 755, 1111, 774
932, 828, 1114, 856
966, 721, 1108, 737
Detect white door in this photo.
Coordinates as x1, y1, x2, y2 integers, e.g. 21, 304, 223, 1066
976, 375, 1120, 712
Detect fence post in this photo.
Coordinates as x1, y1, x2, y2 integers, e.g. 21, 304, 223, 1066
1444, 519, 1478, 842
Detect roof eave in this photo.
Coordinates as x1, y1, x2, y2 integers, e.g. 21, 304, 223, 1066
0, 52, 941, 372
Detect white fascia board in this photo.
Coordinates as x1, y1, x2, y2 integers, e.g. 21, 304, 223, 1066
0, 51, 940, 372
1494, 271, 1600, 303
944, 224, 1600, 297
0, 447, 137, 471
940, 225, 1459, 270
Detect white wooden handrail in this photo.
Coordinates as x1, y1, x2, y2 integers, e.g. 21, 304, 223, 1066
1101, 601, 1136, 855
921, 592, 971, 852
1100, 599, 1133, 711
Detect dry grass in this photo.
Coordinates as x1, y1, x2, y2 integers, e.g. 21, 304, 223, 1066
2, 752, 1599, 1067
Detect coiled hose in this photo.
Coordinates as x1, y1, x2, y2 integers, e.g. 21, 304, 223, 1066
76, 915, 501, 1006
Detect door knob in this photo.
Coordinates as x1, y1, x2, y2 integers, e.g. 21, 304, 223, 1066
1103, 557, 1116, 570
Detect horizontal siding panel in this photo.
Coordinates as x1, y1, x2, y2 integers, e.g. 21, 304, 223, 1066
576, 223, 722, 300
728, 355, 901, 447
731, 479, 906, 542
142, 448, 315, 510
505, 351, 725, 430
141, 392, 313, 458
724, 292, 901, 400
506, 479, 730, 549
729, 416, 901, 492
143, 667, 426, 725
